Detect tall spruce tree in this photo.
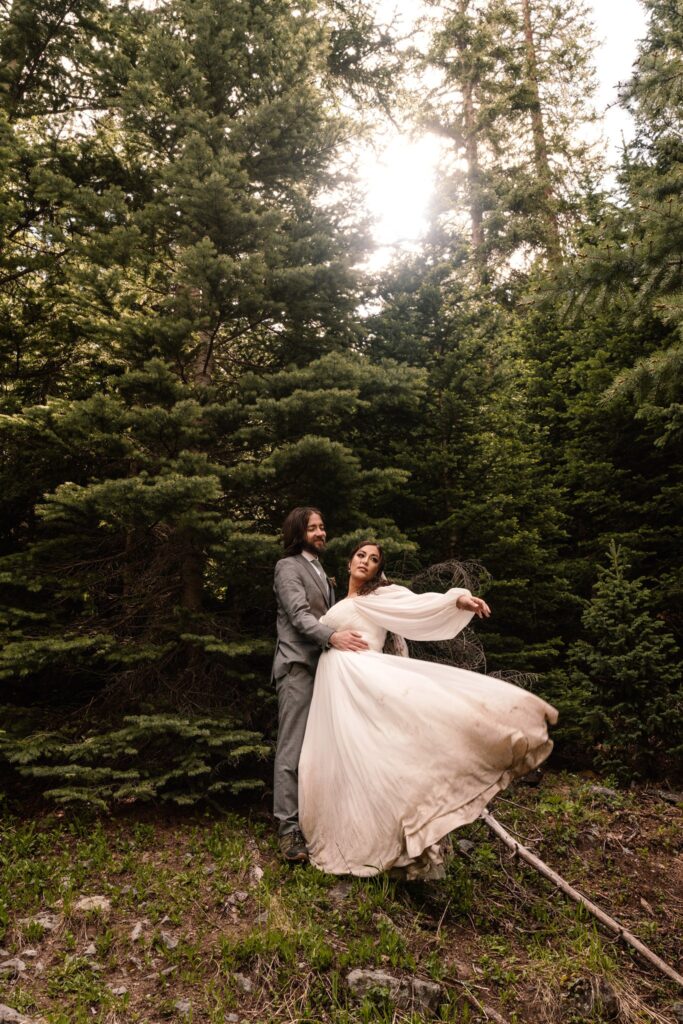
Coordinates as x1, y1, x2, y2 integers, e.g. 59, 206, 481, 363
422, 0, 602, 273
0, 0, 425, 806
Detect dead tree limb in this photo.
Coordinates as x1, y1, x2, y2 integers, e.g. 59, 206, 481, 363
439, 978, 512, 1024
481, 811, 683, 989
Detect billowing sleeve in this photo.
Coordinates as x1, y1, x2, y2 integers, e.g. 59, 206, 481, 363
354, 584, 474, 641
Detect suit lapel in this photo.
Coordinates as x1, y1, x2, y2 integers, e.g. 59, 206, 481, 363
297, 554, 330, 606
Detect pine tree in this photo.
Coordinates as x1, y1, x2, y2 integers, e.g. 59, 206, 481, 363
366, 245, 570, 674
588, 0, 683, 449
538, 0, 683, 634
566, 542, 682, 781
422, 0, 602, 274
0, 0, 425, 805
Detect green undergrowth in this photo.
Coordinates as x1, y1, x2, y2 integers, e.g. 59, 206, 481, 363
0, 773, 681, 1023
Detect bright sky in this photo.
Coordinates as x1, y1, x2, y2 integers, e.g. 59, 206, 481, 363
361, 0, 649, 262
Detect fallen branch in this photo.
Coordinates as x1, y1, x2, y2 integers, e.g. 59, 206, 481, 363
458, 987, 511, 1024
481, 811, 683, 989
440, 978, 512, 1024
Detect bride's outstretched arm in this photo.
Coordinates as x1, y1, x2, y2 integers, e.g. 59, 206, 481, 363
354, 585, 486, 641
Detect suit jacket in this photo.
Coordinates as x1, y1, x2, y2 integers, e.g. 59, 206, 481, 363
272, 554, 336, 681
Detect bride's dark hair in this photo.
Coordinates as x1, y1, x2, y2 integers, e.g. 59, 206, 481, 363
349, 540, 391, 597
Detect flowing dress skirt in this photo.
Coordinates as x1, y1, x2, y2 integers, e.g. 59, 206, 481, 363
299, 648, 557, 876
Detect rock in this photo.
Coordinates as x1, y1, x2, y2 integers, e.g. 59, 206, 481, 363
347, 968, 401, 1004
232, 891, 248, 903
251, 865, 264, 883
671, 1002, 683, 1024
225, 1016, 239, 1023
174, 999, 192, 1014
588, 785, 619, 800
203, 864, 216, 875
346, 969, 443, 1016
83, 943, 97, 956
161, 965, 178, 977
564, 977, 619, 1020
328, 882, 352, 900
0, 959, 27, 977
19, 950, 38, 959
0, 950, 8, 957
456, 839, 476, 855
658, 790, 683, 807
18, 912, 59, 934
233, 972, 253, 994
452, 960, 473, 980
160, 930, 179, 950
254, 911, 269, 925
110, 986, 128, 996
409, 978, 444, 1014
130, 921, 144, 942
0, 1005, 40, 1024
73, 896, 111, 916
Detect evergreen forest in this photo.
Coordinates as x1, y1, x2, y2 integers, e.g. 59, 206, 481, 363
1, 0, 681, 808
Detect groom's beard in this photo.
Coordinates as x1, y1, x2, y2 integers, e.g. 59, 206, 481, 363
302, 540, 326, 557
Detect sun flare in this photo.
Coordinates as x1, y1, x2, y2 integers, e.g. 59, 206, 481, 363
360, 134, 444, 265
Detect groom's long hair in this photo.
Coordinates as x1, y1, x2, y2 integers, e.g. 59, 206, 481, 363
282, 506, 323, 556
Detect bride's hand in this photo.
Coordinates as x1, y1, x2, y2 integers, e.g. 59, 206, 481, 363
456, 594, 491, 618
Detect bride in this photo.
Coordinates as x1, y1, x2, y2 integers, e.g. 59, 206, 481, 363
298, 541, 558, 878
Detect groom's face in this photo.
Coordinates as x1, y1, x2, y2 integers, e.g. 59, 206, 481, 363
304, 512, 327, 554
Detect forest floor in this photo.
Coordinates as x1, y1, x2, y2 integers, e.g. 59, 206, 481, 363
0, 771, 681, 1024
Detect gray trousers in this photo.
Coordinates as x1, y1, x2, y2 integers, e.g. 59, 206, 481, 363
273, 662, 315, 836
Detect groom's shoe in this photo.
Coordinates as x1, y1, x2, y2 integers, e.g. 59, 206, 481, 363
279, 828, 308, 864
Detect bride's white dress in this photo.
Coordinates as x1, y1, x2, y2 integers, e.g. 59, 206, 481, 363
298, 585, 558, 877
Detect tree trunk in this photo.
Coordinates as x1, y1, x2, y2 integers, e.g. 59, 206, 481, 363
178, 528, 204, 613
457, 0, 486, 277
463, 75, 484, 255
520, 0, 562, 261
193, 325, 215, 388
175, 319, 215, 615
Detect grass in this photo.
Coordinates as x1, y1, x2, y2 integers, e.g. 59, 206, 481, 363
0, 772, 681, 1023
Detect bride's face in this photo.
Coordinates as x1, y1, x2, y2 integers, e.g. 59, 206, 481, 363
348, 545, 381, 584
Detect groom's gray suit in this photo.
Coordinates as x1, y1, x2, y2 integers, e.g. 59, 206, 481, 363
272, 554, 336, 836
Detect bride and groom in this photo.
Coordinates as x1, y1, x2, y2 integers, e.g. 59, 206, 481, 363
272, 506, 557, 877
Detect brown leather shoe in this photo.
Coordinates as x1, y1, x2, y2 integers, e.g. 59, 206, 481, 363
279, 828, 308, 863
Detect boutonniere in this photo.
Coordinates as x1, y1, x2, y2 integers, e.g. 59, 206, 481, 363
327, 576, 337, 589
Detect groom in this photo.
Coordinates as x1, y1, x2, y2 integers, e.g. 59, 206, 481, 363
272, 506, 368, 862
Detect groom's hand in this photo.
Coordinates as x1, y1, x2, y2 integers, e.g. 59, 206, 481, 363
330, 630, 369, 652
